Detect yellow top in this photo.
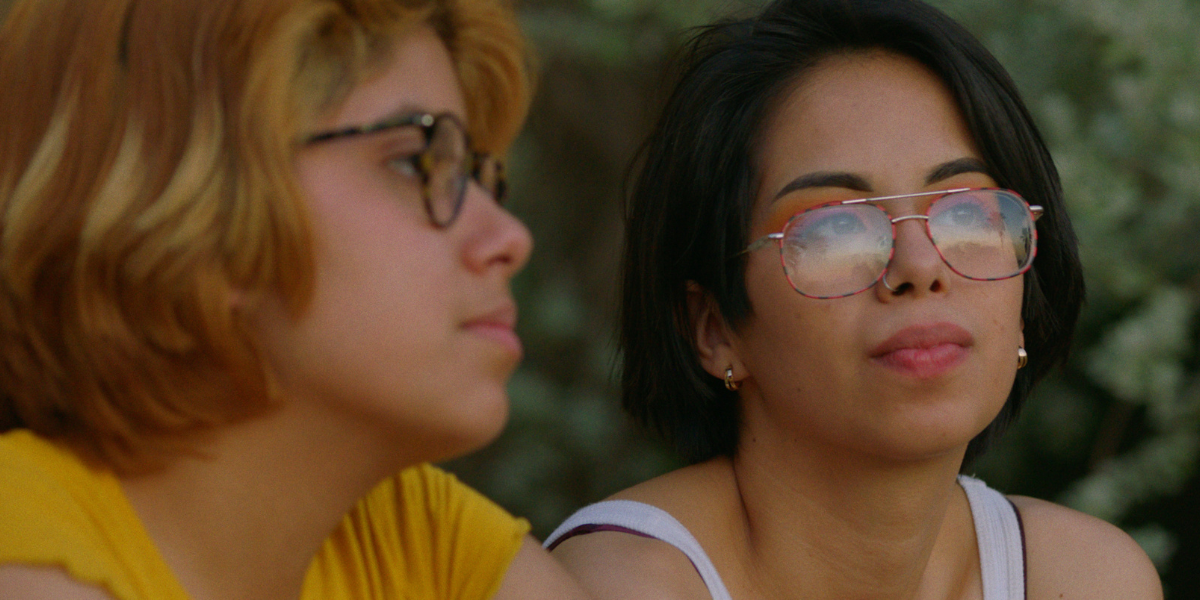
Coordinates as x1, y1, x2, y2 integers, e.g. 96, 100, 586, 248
0, 429, 530, 600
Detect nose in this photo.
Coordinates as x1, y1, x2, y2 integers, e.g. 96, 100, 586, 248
876, 215, 947, 297
459, 183, 533, 278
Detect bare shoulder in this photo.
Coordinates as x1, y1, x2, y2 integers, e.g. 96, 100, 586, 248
0, 565, 117, 600
1008, 495, 1163, 600
491, 536, 593, 600
549, 460, 735, 600
552, 530, 710, 600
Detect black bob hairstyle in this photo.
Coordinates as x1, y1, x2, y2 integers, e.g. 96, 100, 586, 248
619, 0, 1084, 468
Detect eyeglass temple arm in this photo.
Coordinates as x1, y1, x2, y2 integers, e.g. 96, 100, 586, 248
1029, 205, 1044, 221
740, 233, 784, 255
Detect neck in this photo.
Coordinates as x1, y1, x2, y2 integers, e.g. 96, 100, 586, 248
728, 429, 978, 600
120, 400, 419, 600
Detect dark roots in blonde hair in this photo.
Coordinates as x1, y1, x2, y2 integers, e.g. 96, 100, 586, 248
0, 0, 530, 473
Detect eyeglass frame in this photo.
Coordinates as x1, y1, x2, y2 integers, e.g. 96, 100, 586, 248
303, 111, 506, 228
741, 187, 1044, 299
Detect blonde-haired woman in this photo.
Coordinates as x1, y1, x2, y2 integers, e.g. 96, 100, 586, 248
0, 1, 588, 599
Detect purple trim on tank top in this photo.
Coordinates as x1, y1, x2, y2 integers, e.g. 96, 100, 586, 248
544, 524, 657, 551
551, 490, 1029, 600
1006, 497, 1029, 598
545, 523, 711, 584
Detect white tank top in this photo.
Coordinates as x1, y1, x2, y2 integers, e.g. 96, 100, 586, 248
545, 475, 1026, 600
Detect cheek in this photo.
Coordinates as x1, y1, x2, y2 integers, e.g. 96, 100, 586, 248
299, 163, 460, 363
989, 278, 1025, 345
974, 278, 1025, 406
312, 223, 456, 352
303, 162, 448, 298
739, 257, 863, 382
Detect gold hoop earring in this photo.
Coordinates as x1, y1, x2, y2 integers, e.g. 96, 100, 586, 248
1017, 347, 1028, 370
724, 367, 740, 391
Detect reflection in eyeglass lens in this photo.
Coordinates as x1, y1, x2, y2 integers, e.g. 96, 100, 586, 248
783, 204, 892, 298
780, 190, 1034, 297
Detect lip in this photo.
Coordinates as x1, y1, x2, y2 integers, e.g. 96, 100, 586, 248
869, 322, 973, 379
463, 303, 522, 357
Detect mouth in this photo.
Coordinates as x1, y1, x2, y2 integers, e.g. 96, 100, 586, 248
463, 303, 522, 357
869, 322, 973, 379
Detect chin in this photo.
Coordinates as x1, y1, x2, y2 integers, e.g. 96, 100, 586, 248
862, 408, 994, 463
428, 387, 512, 462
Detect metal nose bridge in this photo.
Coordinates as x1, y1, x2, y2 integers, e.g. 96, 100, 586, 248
890, 214, 929, 225
883, 213, 939, 292
887, 214, 937, 252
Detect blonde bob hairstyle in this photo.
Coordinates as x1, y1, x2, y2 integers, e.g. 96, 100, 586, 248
0, 0, 531, 473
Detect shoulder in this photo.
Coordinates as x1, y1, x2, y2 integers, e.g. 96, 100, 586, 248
552, 528, 711, 600
549, 460, 737, 600
0, 430, 104, 517
312, 464, 529, 599
0, 429, 77, 491
490, 536, 593, 600
0, 565, 117, 600
0, 432, 189, 599
0, 431, 121, 578
363, 463, 524, 531
342, 462, 529, 553
1008, 495, 1163, 600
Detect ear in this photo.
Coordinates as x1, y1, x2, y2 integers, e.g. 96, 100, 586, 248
686, 281, 746, 383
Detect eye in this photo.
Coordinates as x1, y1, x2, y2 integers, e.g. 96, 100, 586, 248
807, 209, 868, 237
379, 125, 429, 180
936, 197, 998, 230
784, 206, 878, 257
385, 154, 423, 179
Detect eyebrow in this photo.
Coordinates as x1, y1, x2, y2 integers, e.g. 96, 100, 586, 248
771, 157, 992, 201
772, 172, 872, 200
923, 157, 989, 186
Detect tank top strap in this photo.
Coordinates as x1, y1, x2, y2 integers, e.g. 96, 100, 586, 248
546, 479, 1025, 600
544, 499, 734, 600
959, 475, 1027, 600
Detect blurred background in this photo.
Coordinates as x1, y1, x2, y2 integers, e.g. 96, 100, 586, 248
443, 0, 1200, 596
0, 0, 1194, 595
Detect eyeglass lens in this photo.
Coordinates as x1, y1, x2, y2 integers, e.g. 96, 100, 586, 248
422, 116, 507, 227
425, 117, 470, 226
779, 189, 1036, 299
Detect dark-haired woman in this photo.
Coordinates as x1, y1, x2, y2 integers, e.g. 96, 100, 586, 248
545, 0, 1162, 598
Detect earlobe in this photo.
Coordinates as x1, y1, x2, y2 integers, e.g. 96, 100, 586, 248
686, 282, 745, 382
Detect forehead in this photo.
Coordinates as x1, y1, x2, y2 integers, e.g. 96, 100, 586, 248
316, 25, 467, 131
755, 51, 980, 200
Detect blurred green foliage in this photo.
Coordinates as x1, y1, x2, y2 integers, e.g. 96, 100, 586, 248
447, 0, 1200, 596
